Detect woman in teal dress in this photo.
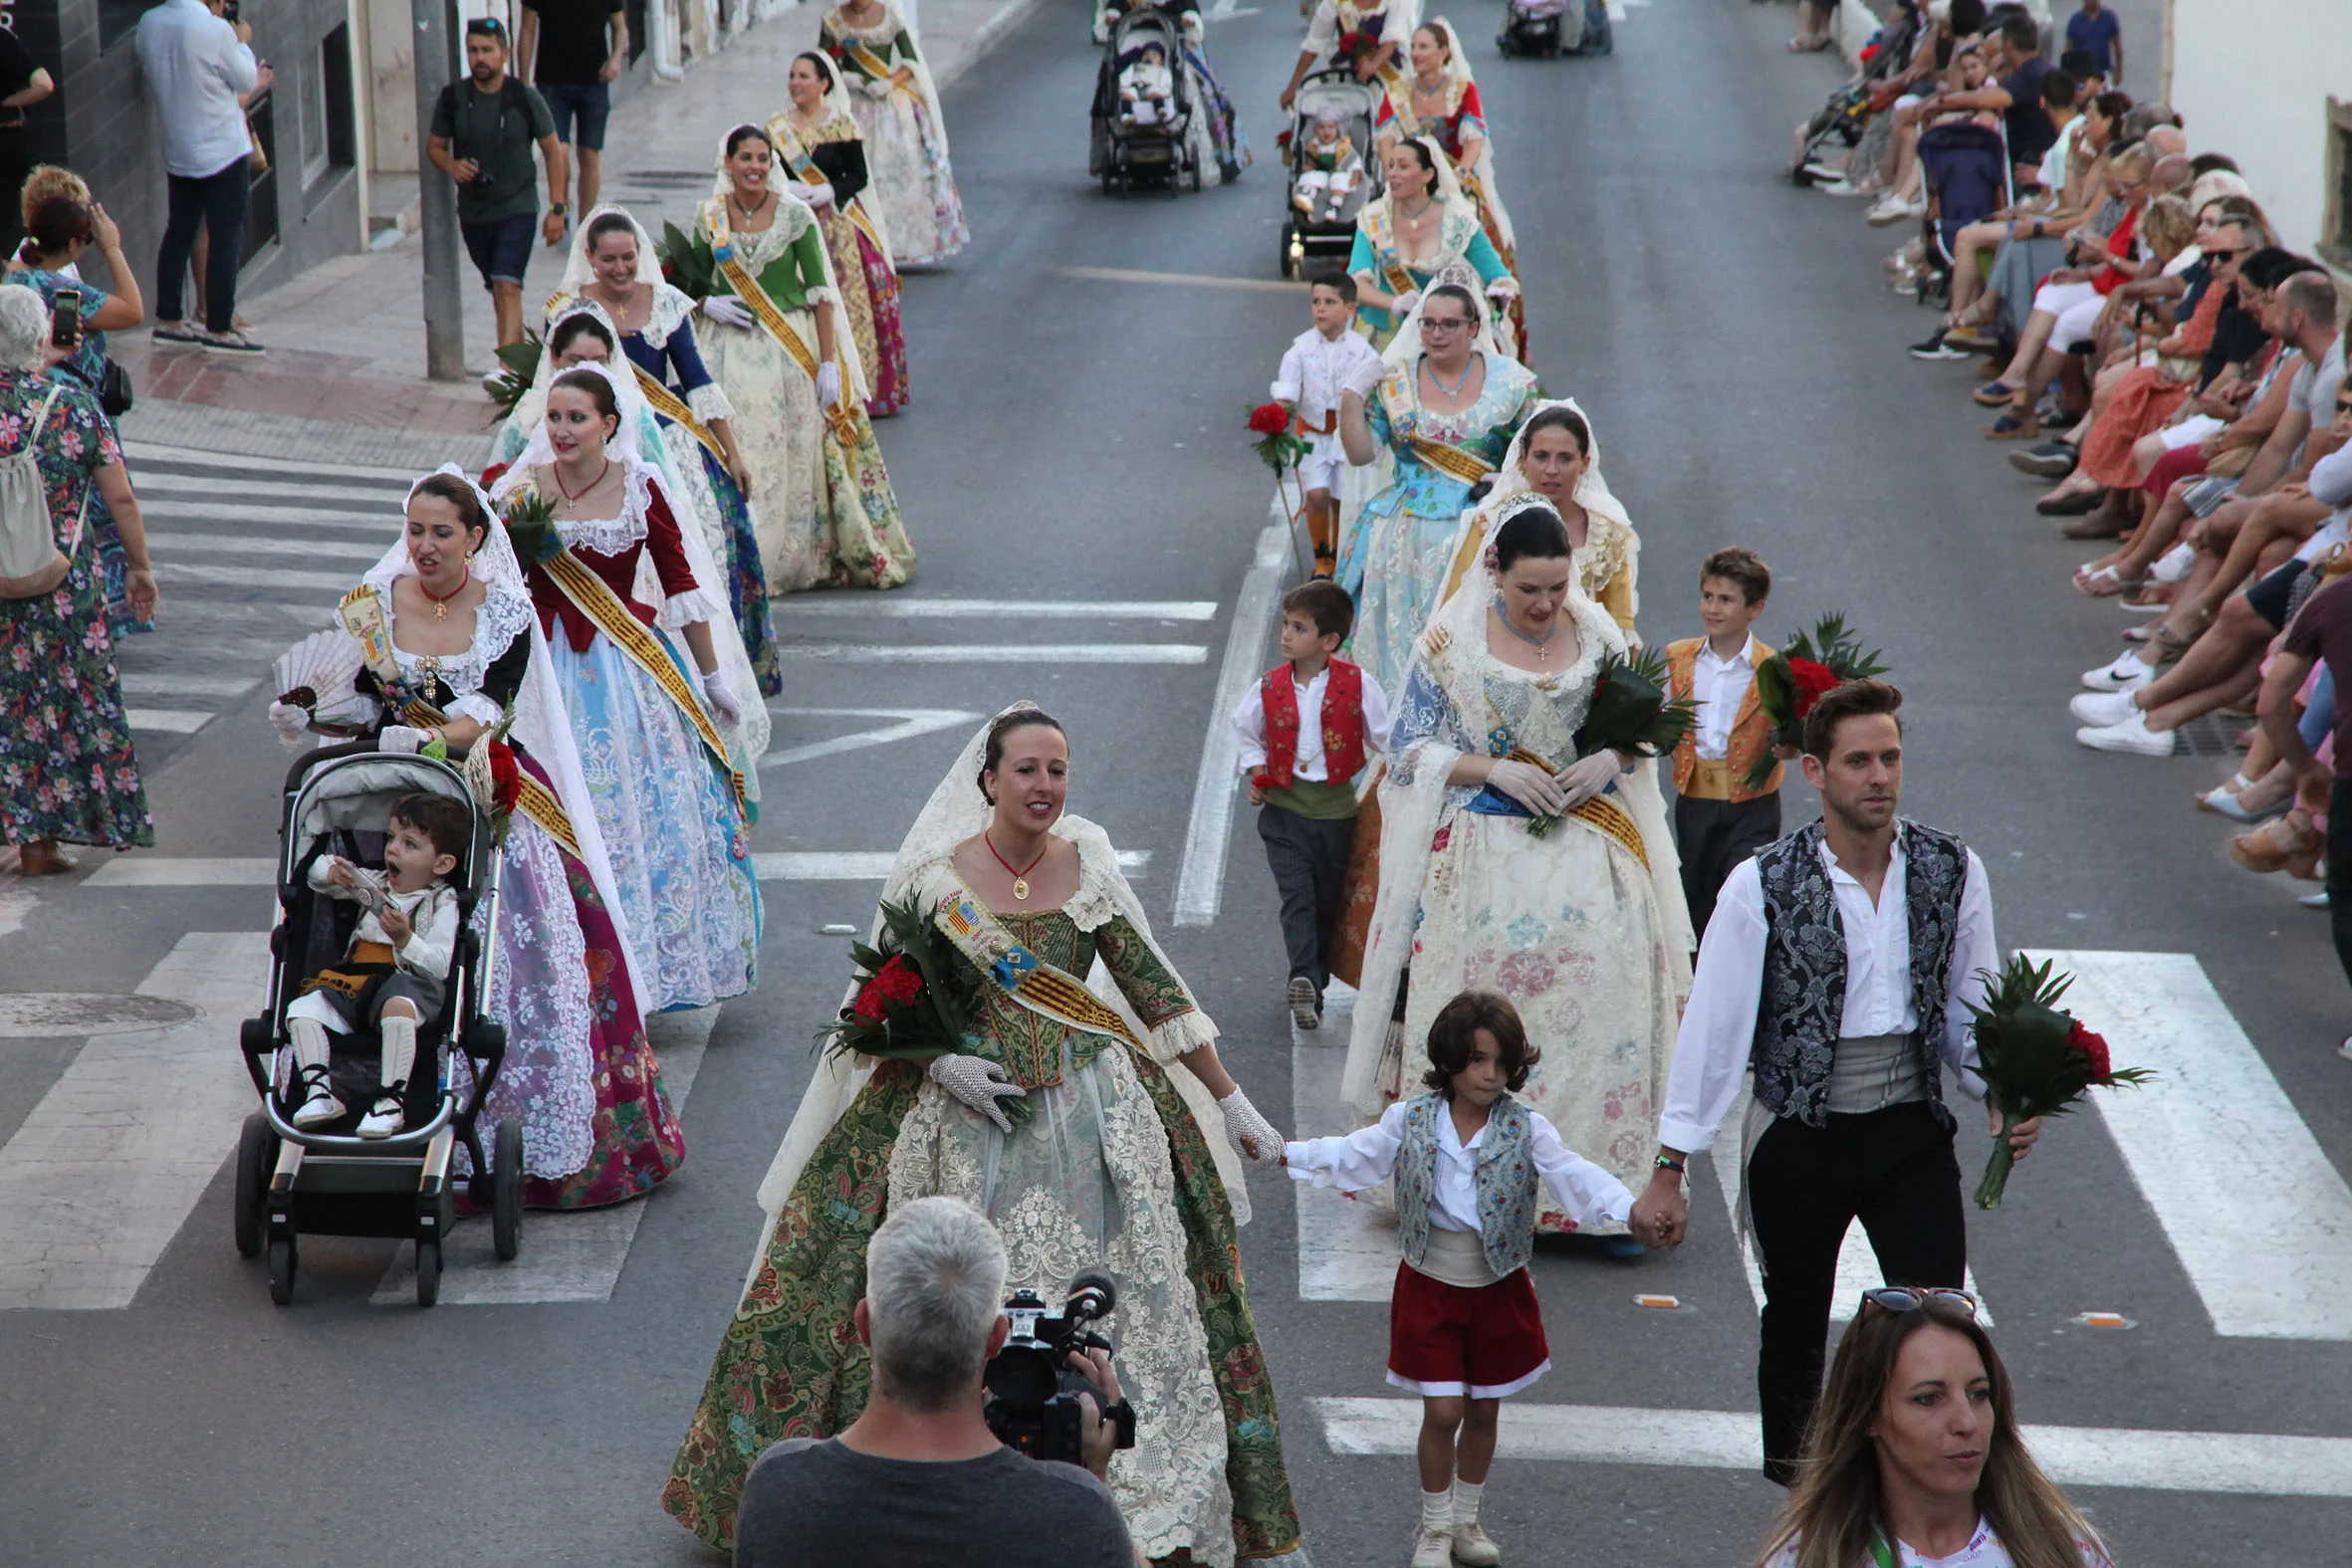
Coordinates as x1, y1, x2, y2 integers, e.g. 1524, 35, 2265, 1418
1347, 135, 1519, 353
1336, 280, 1538, 696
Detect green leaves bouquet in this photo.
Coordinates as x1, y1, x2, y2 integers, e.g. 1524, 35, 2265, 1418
1967, 956, 2154, 1209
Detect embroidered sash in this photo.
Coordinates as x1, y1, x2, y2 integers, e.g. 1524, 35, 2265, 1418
933, 887, 1145, 1051
537, 548, 748, 809
772, 124, 892, 261
1410, 435, 1495, 485
629, 363, 728, 464
715, 252, 861, 446
838, 40, 894, 81
1489, 747, 1649, 870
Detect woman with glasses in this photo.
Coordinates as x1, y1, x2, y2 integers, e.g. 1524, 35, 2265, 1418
1756, 1289, 2113, 1568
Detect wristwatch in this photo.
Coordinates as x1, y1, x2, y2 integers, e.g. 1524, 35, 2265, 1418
549, 202, 569, 216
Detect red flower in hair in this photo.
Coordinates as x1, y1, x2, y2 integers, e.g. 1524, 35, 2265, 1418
851, 954, 923, 1021
1247, 402, 1292, 436
2067, 1020, 2113, 1080
1786, 657, 1842, 717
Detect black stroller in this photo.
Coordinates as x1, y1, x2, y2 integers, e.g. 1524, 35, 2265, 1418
1790, 0, 1922, 185
1279, 67, 1383, 278
232, 742, 522, 1307
1498, 0, 1610, 58
1915, 119, 2012, 305
1090, 4, 1199, 196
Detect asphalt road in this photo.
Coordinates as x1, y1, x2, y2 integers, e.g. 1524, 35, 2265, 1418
3, 2, 2348, 1564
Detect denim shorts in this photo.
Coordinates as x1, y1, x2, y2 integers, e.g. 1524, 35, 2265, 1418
461, 211, 538, 289
539, 81, 612, 150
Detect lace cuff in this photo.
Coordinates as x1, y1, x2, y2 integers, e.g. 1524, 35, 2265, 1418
687, 381, 736, 424
660, 584, 728, 628
805, 285, 835, 306
1144, 1007, 1217, 1065
447, 693, 503, 728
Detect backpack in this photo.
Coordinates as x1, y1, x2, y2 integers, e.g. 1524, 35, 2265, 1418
0, 381, 82, 599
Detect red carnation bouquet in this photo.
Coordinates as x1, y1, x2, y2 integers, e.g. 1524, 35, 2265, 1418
1743, 613, 1889, 789
818, 896, 1018, 1111
1967, 956, 2155, 1209
1247, 401, 1318, 576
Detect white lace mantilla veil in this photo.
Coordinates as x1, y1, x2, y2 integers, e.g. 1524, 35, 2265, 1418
747, 702, 1253, 1286
1418, 16, 1517, 252
836, 0, 954, 164
1451, 395, 1641, 620
707, 125, 872, 406
1338, 495, 1692, 1120
498, 349, 774, 791
499, 297, 619, 465
783, 50, 899, 263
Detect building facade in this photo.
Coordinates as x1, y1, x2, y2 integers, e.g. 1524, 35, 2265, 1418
2163, 0, 2352, 269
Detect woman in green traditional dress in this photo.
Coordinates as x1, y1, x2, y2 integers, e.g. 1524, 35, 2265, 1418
694, 124, 915, 591
664, 705, 1306, 1567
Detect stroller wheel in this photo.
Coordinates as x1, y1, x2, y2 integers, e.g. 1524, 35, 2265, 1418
234, 1112, 274, 1259
414, 1237, 441, 1308
491, 1117, 524, 1262
267, 1236, 297, 1305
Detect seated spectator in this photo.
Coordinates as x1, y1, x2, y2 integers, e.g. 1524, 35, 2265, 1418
1753, 1289, 2112, 1568
731, 1196, 1136, 1568
1864, 17, 2053, 227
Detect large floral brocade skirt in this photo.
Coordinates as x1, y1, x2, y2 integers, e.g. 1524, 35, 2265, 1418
822, 210, 910, 417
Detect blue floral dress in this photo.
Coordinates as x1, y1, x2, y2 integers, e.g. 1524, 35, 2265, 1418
12, 269, 147, 638
0, 368, 152, 849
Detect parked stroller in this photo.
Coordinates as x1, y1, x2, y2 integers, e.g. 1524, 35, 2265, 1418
232, 742, 521, 1307
1915, 119, 2012, 305
1090, 4, 1199, 195
1789, 0, 1922, 184
1279, 68, 1383, 279
1498, 0, 1609, 57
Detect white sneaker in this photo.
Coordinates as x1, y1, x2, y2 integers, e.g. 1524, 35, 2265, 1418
2150, 543, 2197, 583
1452, 1520, 1504, 1566
356, 1097, 407, 1139
1410, 1527, 1455, 1568
2081, 653, 2155, 693
2075, 710, 2177, 757
1288, 976, 1320, 1031
1817, 178, 1877, 198
292, 1086, 345, 1129
1866, 194, 1925, 227
2070, 690, 2139, 727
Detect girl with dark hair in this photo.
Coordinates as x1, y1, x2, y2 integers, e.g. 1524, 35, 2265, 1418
1348, 134, 1519, 351
819, 0, 968, 264
1758, 1293, 2111, 1568
1373, 22, 1523, 350
1291, 988, 1648, 1568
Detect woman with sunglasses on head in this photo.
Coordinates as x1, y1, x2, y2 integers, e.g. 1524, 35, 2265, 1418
1757, 1288, 2114, 1568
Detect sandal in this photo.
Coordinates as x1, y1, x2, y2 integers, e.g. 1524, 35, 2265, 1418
2231, 808, 2325, 881
2073, 564, 2143, 597
2144, 622, 2197, 663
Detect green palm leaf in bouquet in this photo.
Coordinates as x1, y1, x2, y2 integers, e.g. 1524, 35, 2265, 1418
1966, 955, 2155, 1208
500, 489, 563, 569
1515, 647, 1696, 839
655, 221, 717, 303
481, 332, 543, 423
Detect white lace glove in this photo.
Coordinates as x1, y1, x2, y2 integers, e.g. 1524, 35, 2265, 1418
802, 179, 836, 210
1484, 278, 1519, 301
700, 295, 754, 330
1555, 751, 1623, 811
928, 1053, 1027, 1133
1217, 1087, 1288, 1170
1389, 289, 1421, 319
1484, 758, 1567, 815
701, 670, 743, 731
1340, 355, 1386, 401
816, 360, 841, 409
268, 700, 310, 739
860, 75, 894, 100
377, 725, 432, 756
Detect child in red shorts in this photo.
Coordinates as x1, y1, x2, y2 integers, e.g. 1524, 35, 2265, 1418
1285, 989, 1641, 1568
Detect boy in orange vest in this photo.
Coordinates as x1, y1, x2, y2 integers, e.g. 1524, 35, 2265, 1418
1666, 548, 1786, 948
1234, 579, 1393, 1030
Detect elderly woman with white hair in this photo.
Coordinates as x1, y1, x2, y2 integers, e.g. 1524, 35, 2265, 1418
0, 283, 157, 874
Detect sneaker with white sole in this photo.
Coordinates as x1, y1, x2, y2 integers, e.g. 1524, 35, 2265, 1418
1410, 1527, 1455, 1568
1816, 178, 1878, 198
356, 1097, 407, 1139
2081, 653, 2154, 693
1866, 194, 1925, 227
1910, 335, 1975, 361
2070, 690, 2139, 727
292, 1085, 346, 1129
1452, 1520, 1504, 1566
151, 321, 202, 344
1288, 976, 1319, 1031
1800, 159, 1846, 181
2075, 710, 2177, 756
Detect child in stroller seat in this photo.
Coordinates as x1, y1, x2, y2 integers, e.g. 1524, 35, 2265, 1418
285, 792, 472, 1139
1294, 106, 1363, 222
1119, 42, 1176, 125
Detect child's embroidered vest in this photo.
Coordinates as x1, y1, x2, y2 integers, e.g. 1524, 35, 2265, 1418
1258, 657, 1367, 788
1394, 1091, 1537, 1280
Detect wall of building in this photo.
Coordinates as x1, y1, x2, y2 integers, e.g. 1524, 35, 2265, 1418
2165, 0, 2351, 260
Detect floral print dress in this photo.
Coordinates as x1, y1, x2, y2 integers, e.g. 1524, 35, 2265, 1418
0, 369, 151, 851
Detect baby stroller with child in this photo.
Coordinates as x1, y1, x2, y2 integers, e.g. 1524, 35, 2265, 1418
231, 742, 523, 1307
1496, 0, 1610, 58
1279, 68, 1383, 278
1090, 3, 1199, 195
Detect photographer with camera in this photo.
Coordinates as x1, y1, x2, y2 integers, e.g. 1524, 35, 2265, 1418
733, 1197, 1138, 1568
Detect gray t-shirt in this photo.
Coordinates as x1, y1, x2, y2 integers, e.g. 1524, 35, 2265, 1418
734, 1438, 1134, 1568
2291, 337, 2348, 435
428, 77, 556, 224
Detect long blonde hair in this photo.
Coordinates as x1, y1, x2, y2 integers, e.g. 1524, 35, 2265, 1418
1756, 1298, 2105, 1568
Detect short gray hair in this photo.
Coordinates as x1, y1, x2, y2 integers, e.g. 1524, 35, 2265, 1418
0, 285, 46, 372
864, 1196, 1008, 1413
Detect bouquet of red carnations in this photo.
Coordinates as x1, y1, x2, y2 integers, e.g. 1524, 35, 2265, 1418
1967, 955, 2154, 1209
1246, 401, 1312, 471
1742, 613, 1889, 789
818, 898, 1017, 1109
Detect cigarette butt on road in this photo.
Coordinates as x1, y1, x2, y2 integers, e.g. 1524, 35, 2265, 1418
2075, 1311, 2132, 1329
1634, 1293, 1680, 1310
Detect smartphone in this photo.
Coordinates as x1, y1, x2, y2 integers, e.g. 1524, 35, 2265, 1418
48, 287, 80, 349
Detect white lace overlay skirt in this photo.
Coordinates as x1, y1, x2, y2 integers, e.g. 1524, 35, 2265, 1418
886, 1042, 1237, 1566
459, 815, 597, 1179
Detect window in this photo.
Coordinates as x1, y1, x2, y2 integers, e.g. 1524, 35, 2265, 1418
298, 41, 328, 187
99, 0, 148, 53
303, 24, 356, 195
2325, 98, 2352, 273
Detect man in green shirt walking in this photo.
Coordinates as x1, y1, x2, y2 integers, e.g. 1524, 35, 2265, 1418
426, 18, 570, 351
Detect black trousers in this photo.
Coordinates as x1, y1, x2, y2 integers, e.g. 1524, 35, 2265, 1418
1747, 1101, 1966, 1483
1257, 804, 1354, 996
2328, 780, 2352, 992
155, 156, 251, 334
1673, 792, 1780, 947
0, 130, 30, 263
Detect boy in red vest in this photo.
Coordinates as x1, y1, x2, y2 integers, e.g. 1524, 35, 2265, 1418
1234, 579, 1393, 1029
1665, 548, 1787, 947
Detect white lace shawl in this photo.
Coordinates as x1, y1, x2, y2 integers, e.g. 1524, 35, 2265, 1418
1451, 396, 1642, 622
555, 204, 736, 424
823, 0, 954, 161
699, 130, 873, 406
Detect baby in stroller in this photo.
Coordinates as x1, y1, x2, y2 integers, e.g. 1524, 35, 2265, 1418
284, 791, 471, 1139
1292, 106, 1363, 222
1119, 41, 1176, 125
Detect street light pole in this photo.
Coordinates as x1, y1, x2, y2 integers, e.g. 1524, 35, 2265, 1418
412, 0, 467, 381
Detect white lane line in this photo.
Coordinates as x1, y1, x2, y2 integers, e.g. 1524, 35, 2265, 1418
756, 849, 1149, 881
1292, 988, 1398, 1301
775, 599, 1218, 621
125, 708, 213, 735
1056, 265, 1306, 295
1709, 1140, 1991, 1324
150, 561, 365, 592
778, 643, 1207, 664
150, 533, 388, 562
123, 442, 422, 484
143, 503, 401, 533
0, 933, 272, 1310
85, 853, 1153, 888
133, 475, 410, 506
1314, 1398, 2352, 1497
760, 707, 982, 770
371, 1008, 716, 1305
119, 671, 262, 699
2024, 948, 2352, 1340
1175, 521, 1287, 927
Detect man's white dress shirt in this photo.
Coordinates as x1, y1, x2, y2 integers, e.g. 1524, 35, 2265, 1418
1232, 663, 1394, 783
1286, 1098, 1633, 1232
1691, 633, 1760, 762
136, 0, 262, 178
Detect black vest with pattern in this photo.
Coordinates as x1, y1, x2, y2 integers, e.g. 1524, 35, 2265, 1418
1748, 818, 1969, 1129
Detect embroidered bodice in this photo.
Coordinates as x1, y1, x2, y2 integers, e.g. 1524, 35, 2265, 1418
357, 565, 535, 724
1371, 353, 1536, 456
821, 4, 917, 58
483, 458, 708, 651
694, 196, 830, 313
1468, 620, 1603, 767
1360, 198, 1481, 275
1379, 77, 1482, 160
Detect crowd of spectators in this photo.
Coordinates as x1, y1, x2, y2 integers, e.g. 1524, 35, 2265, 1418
1787, 0, 2352, 1053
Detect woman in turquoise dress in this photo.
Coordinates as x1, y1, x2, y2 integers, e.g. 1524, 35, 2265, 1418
1336, 280, 1539, 695
1347, 135, 1518, 353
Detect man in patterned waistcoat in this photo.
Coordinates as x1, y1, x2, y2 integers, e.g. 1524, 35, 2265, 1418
1628, 679, 2045, 1483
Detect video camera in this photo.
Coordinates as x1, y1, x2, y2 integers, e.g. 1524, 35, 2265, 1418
982, 1273, 1136, 1466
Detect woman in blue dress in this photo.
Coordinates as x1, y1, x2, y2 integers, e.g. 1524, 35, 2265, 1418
1347, 136, 1519, 355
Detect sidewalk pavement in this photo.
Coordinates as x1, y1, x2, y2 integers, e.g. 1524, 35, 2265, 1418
112, 0, 1044, 472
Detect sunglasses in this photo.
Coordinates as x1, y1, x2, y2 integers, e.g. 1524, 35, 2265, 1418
2205, 248, 2242, 261
1421, 317, 1471, 333
1860, 1285, 1980, 1318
